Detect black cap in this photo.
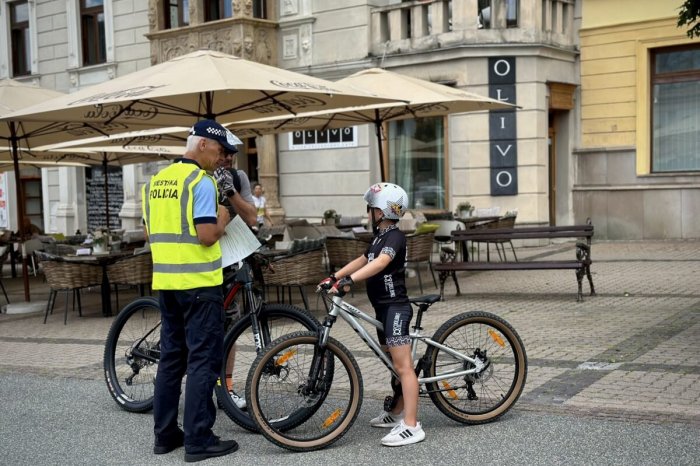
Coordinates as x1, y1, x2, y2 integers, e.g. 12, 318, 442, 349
189, 119, 242, 154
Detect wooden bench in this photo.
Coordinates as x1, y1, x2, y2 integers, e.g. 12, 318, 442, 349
434, 224, 596, 301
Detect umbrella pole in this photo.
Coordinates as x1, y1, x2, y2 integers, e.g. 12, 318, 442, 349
103, 154, 109, 229
10, 123, 31, 302
374, 112, 387, 182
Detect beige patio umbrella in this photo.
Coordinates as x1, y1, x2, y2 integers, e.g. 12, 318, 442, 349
1, 50, 401, 130
0, 160, 90, 172
1, 79, 138, 301
1, 80, 140, 226
34, 126, 190, 154
229, 67, 517, 180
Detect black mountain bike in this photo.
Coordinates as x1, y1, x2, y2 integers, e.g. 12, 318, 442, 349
103, 253, 320, 431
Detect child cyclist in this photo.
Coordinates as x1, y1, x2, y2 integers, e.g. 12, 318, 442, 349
318, 183, 425, 447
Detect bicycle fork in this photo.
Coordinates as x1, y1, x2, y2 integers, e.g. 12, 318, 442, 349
299, 314, 336, 397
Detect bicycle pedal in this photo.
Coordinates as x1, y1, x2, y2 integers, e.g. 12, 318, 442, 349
383, 395, 398, 412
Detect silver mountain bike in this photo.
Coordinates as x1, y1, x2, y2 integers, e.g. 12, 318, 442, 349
246, 290, 527, 451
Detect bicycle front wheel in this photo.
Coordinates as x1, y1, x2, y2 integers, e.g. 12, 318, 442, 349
247, 331, 363, 452
103, 296, 161, 412
424, 311, 527, 424
215, 304, 320, 431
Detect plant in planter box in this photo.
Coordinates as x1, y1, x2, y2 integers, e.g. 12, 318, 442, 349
91, 228, 110, 253
456, 202, 475, 218
323, 209, 341, 225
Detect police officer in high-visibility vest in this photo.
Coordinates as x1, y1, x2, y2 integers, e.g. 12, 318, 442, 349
142, 119, 240, 462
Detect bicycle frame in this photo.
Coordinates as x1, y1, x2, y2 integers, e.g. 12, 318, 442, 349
321, 295, 487, 386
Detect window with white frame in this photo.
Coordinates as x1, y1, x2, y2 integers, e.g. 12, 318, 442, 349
651, 45, 700, 172
66, 0, 114, 70
9, 0, 30, 76
80, 0, 106, 65
0, 0, 37, 78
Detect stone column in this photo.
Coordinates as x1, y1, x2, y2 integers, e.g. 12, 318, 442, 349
54, 167, 87, 235
452, 0, 478, 30
256, 134, 285, 224
119, 165, 142, 230
119, 161, 169, 230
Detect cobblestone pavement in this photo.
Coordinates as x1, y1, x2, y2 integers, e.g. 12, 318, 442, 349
1, 240, 699, 426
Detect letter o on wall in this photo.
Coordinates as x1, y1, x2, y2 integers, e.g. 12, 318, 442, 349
493, 59, 511, 77
495, 171, 513, 188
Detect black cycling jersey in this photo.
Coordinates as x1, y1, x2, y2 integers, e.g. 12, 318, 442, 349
365, 224, 409, 307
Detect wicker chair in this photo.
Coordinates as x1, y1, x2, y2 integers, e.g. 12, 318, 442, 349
106, 252, 153, 310
325, 237, 368, 273
36, 251, 103, 325
262, 247, 326, 310
472, 214, 518, 262
406, 232, 437, 294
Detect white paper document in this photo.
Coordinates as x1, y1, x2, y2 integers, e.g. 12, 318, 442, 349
219, 215, 261, 268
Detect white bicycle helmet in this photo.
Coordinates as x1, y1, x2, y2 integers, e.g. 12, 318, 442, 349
363, 183, 408, 220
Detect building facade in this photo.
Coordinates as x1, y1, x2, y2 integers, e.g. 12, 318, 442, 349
576, 0, 700, 238
0, 0, 153, 234
2, 0, 698, 239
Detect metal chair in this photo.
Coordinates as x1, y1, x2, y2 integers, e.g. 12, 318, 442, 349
36, 251, 102, 325
472, 214, 518, 261
22, 238, 44, 276
406, 231, 437, 294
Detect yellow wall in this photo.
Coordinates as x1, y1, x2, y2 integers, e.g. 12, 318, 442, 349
582, 0, 678, 29
579, 10, 696, 173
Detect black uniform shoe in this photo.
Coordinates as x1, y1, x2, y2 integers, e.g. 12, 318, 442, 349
154, 430, 185, 455
184, 438, 239, 463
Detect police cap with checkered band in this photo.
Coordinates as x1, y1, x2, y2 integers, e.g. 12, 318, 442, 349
189, 119, 242, 154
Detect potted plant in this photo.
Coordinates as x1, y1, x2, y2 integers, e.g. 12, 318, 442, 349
456, 202, 475, 219
91, 228, 109, 254
323, 209, 341, 226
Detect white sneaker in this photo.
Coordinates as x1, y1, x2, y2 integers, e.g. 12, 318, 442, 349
230, 392, 247, 410
381, 420, 425, 447
369, 410, 404, 428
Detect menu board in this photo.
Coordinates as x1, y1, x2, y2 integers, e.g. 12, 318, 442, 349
87, 166, 123, 231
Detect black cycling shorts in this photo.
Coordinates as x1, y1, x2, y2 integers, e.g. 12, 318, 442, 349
374, 302, 413, 347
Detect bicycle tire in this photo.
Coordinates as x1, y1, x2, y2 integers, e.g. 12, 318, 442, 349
103, 296, 161, 413
424, 311, 527, 424
215, 304, 321, 431
247, 331, 363, 452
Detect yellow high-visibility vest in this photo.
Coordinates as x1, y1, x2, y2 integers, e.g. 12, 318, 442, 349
142, 161, 222, 290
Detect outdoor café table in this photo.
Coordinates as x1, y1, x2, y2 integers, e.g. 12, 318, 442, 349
62, 250, 131, 317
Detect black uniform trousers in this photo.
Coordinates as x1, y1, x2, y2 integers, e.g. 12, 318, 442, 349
153, 285, 224, 449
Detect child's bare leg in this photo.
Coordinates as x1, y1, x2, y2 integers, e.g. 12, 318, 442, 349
382, 345, 404, 414
388, 344, 418, 427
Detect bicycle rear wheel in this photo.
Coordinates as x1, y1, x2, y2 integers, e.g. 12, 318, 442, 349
215, 304, 320, 431
103, 296, 161, 412
424, 311, 527, 424
247, 331, 363, 452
